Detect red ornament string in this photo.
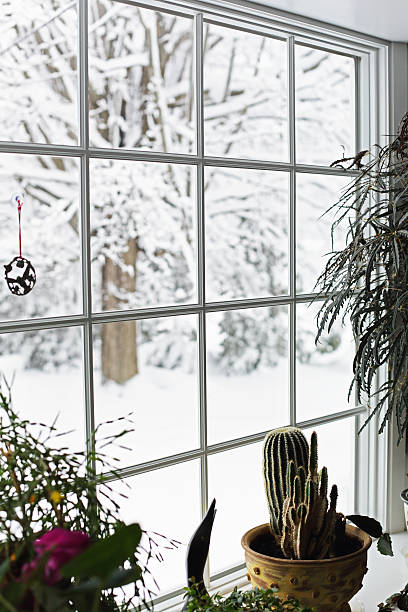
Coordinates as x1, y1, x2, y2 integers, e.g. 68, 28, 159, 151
16, 196, 23, 258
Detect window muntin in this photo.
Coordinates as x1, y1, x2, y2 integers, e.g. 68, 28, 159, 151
0, 0, 381, 601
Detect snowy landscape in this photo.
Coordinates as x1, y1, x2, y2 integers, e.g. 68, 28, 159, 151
0, 0, 357, 599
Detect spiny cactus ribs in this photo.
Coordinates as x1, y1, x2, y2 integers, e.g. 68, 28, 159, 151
263, 428, 339, 560
263, 427, 309, 535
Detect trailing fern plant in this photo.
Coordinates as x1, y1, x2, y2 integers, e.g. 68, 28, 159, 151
315, 112, 408, 442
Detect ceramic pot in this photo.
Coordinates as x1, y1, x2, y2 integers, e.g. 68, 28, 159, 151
241, 523, 371, 612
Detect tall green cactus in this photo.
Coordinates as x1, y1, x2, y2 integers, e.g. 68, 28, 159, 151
263, 427, 309, 536
279, 431, 339, 560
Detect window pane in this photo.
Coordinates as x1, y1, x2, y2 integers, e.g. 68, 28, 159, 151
0, 154, 81, 320
205, 168, 289, 301
296, 301, 354, 422
296, 45, 355, 166
110, 461, 200, 596
93, 315, 199, 465
204, 24, 288, 161
303, 418, 355, 513
0, 326, 85, 452
0, 1, 78, 145
88, 1, 194, 153
207, 306, 289, 445
208, 443, 265, 574
296, 173, 350, 293
90, 159, 196, 311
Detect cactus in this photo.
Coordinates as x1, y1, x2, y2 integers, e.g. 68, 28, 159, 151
279, 431, 339, 560
263, 427, 309, 536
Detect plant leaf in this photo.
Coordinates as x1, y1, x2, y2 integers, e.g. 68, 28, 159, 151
346, 514, 383, 538
61, 523, 142, 580
377, 532, 393, 556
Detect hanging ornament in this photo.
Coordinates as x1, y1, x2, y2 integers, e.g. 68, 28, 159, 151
4, 194, 36, 296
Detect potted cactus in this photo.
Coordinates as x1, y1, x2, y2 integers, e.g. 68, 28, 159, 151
241, 427, 393, 612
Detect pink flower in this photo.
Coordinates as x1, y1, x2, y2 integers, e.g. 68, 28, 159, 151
22, 528, 90, 585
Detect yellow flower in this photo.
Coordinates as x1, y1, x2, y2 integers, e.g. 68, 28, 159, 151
29, 494, 36, 505
10, 553, 16, 562
49, 490, 63, 505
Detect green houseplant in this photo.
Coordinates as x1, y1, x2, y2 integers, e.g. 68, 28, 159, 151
378, 582, 408, 610
0, 381, 167, 611
242, 427, 392, 612
184, 584, 313, 612
315, 112, 408, 442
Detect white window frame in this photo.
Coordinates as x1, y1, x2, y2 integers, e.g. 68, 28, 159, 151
0, 0, 397, 603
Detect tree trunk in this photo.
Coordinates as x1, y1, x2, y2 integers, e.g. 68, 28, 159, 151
99, 13, 154, 383
101, 240, 138, 384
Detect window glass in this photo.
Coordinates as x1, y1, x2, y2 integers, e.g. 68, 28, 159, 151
208, 443, 265, 574
0, 3, 369, 601
204, 24, 288, 161
0, 0, 78, 145
93, 315, 199, 466
296, 301, 354, 422
206, 306, 289, 444
296, 45, 355, 166
0, 154, 81, 320
89, 1, 194, 153
110, 461, 201, 596
90, 159, 197, 312
296, 173, 350, 293
0, 326, 84, 452
205, 168, 289, 301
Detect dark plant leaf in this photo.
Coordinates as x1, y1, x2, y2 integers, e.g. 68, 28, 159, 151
377, 532, 393, 557
346, 514, 383, 538
0, 558, 10, 583
398, 593, 408, 611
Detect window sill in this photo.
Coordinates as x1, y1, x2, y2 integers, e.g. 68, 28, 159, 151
351, 531, 408, 611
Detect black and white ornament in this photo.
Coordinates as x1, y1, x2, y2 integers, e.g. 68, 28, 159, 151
5, 256, 36, 296
4, 194, 36, 296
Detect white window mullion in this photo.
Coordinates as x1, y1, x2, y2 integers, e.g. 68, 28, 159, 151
78, 0, 95, 460
194, 13, 210, 584
288, 35, 296, 427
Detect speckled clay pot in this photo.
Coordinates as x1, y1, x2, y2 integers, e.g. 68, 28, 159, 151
241, 524, 371, 612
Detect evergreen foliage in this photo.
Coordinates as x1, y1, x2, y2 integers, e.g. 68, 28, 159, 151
315, 113, 408, 441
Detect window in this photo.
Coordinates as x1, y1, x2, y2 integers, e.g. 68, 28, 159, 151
0, 0, 388, 603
